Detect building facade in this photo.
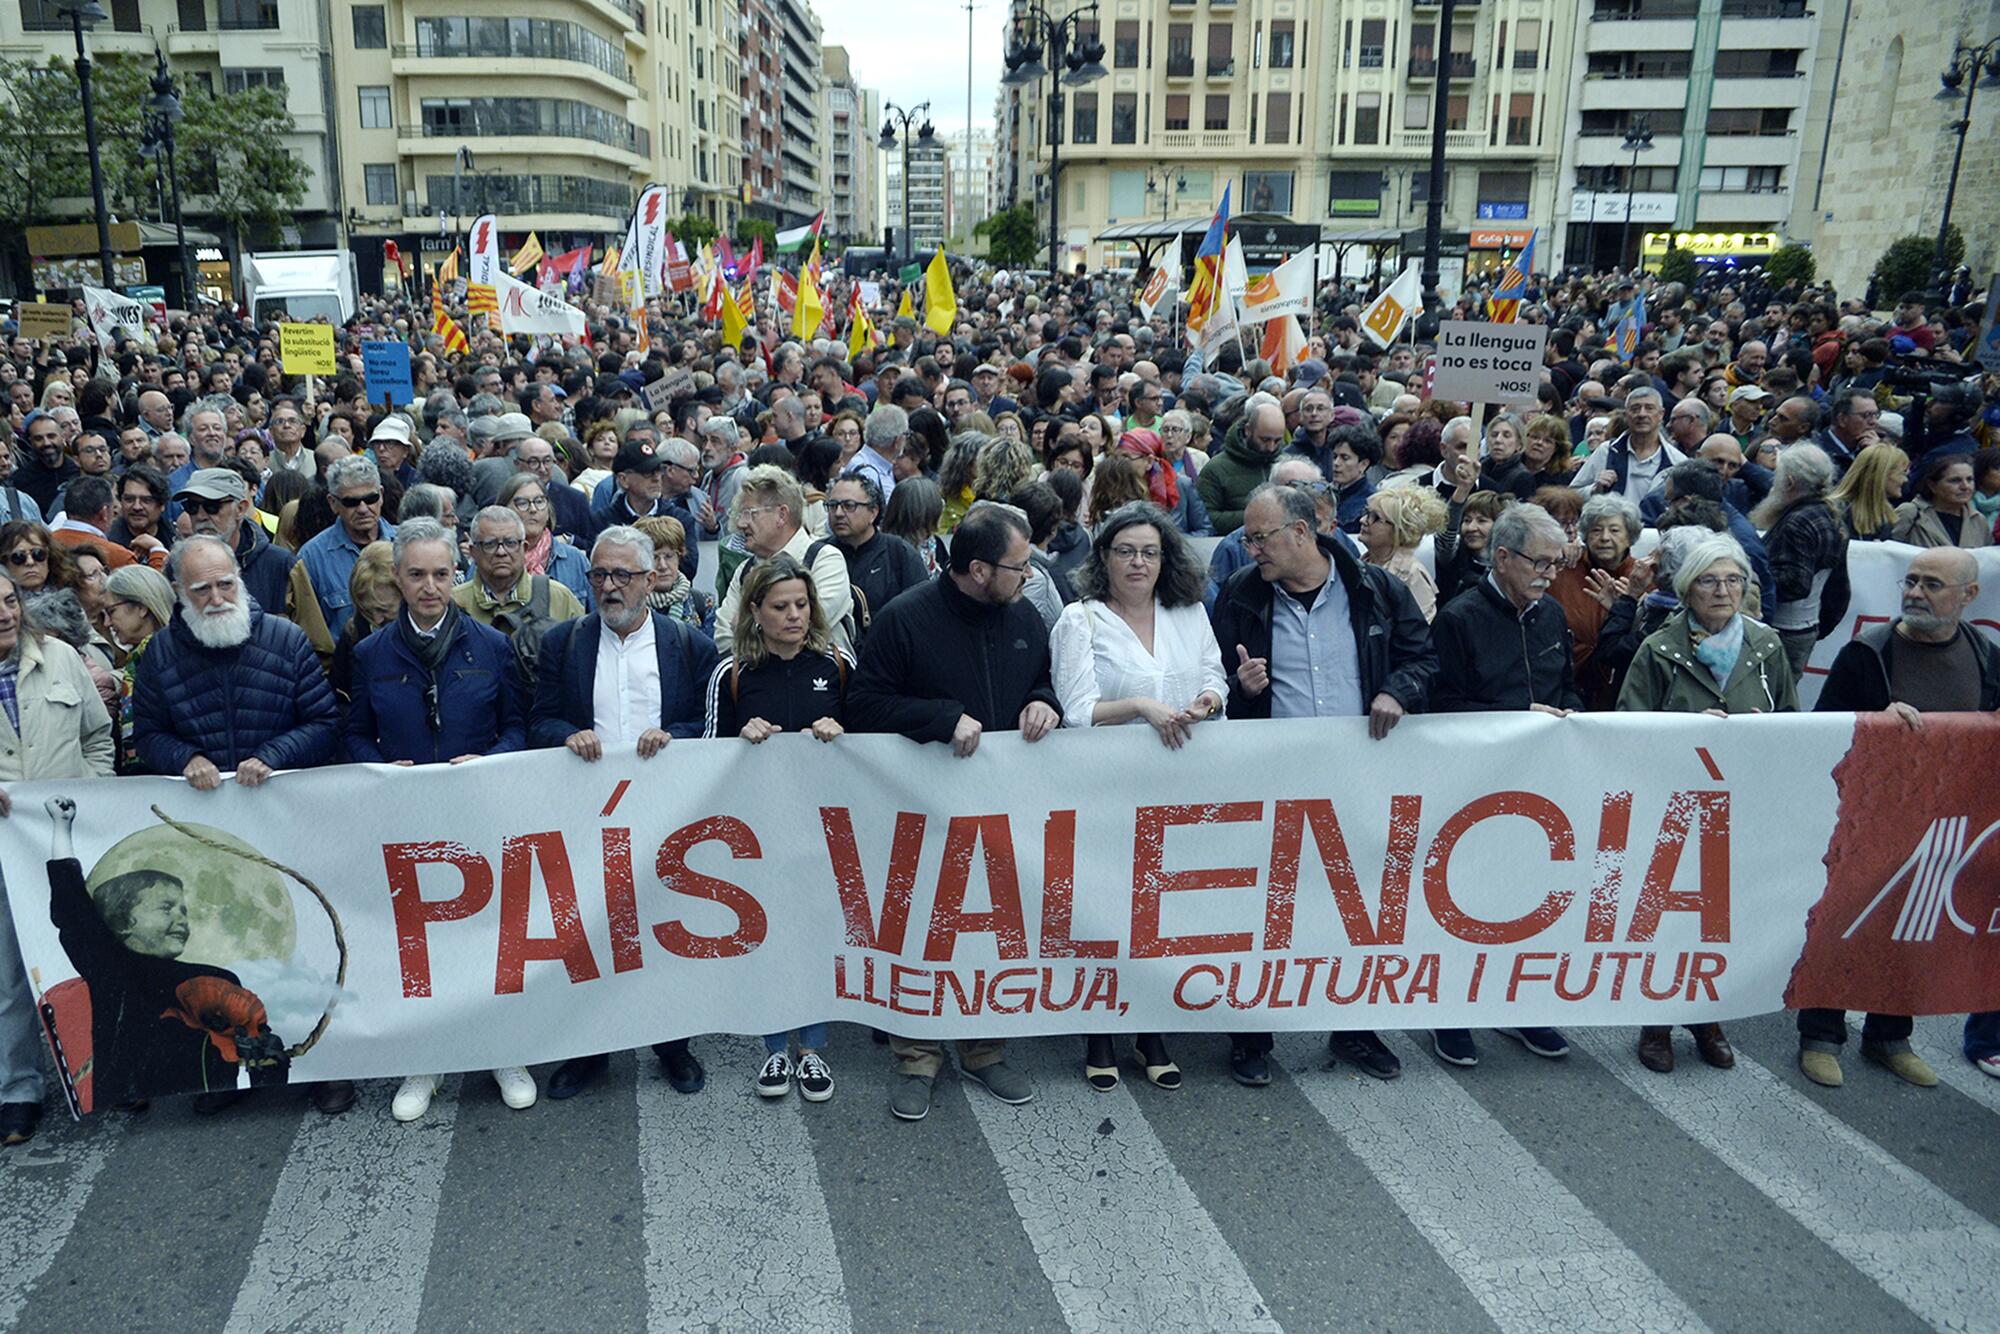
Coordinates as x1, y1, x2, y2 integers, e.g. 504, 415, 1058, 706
885, 134, 948, 257
821, 44, 880, 247
740, 0, 825, 229
1552, 0, 1820, 274
943, 128, 997, 241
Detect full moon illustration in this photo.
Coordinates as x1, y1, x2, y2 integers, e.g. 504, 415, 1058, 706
87, 823, 296, 965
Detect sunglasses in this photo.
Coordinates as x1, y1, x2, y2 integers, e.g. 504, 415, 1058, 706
334, 491, 383, 509
5, 548, 47, 566
184, 496, 234, 516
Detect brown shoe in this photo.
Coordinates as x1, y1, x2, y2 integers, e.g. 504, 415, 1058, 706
1690, 1024, 1735, 1069
1637, 1026, 1674, 1073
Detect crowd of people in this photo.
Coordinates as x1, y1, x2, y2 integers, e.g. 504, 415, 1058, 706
0, 252, 1995, 1145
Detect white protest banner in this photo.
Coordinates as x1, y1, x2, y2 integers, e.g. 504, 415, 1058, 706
468, 214, 500, 288
8, 712, 1998, 1114
492, 269, 587, 337
1238, 248, 1315, 325
1433, 320, 1548, 404
857, 280, 882, 310
1797, 541, 2000, 708
81, 285, 154, 351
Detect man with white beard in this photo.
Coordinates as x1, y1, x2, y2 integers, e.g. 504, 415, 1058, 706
129, 534, 345, 1117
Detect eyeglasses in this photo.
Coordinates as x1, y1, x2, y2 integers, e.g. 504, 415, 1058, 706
184, 496, 234, 516
1499, 547, 1561, 576
985, 559, 1033, 577
1359, 511, 1388, 527
1109, 543, 1163, 564
1900, 575, 1967, 594
1241, 522, 1299, 552
335, 491, 382, 509
740, 504, 782, 520
5, 548, 47, 566
472, 537, 524, 553
510, 496, 549, 513
1692, 574, 1747, 593
826, 498, 874, 513
588, 568, 644, 588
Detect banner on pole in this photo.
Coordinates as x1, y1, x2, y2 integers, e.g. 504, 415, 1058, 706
1432, 321, 1548, 404
7, 714, 1998, 1113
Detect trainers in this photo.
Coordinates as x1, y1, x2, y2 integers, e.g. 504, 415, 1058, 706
963, 1060, 1033, 1105
1506, 1027, 1570, 1059
492, 1067, 537, 1110
1228, 1046, 1272, 1087
1328, 1031, 1402, 1081
796, 1052, 833, 1102
1799, 1048, 1844, 1087
1862, 1042, 1938, 1088
890, 1074, 934, 1121
392, 1075, 440, 1123
1432, 1029, 1479, 1067
1977, 1054, 2000, 1080
757, 1052, 794, 1098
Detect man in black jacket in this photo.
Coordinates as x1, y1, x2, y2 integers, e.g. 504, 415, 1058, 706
1428, 501, 1579, 1069
1210, 483, 1436, 1085
1806, 547, 1996, 1090
848, 504, 1061, 1122
827, 471, 926, 621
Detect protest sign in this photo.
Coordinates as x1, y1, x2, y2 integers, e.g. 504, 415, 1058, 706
493, 270, 586, 337
1433, 321, 1548, 404
8, 712, 1996, 1113
858, 281, 881, 309
1798, 542, 2000, 708
361, 340, 414, 407
17, 302, 71, 343
643, 367, 696, 411
81, 286, 154, 351
278, 323, 337, 375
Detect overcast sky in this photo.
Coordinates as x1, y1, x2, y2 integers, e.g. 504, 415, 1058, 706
811, 0, 1004, 141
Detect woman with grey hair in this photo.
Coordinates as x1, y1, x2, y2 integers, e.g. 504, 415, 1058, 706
1049, 501, 1227, 1093
1617, 532, 1793, 1074
1749, 442, 1847, 679
1551, 492, 1642, 704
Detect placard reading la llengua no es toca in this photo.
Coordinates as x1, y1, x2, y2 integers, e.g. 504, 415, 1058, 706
1433, 321, 1548, 404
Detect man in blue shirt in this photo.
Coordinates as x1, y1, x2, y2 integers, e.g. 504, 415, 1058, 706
293, 454, 395, 642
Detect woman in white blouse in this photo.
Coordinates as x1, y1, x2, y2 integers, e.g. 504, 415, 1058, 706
1049, 501, 1228, 1093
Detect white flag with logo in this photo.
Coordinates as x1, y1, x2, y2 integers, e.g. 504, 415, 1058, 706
494, 269, 587, 337
468, 214, 501, 288
1238, 248, 1314, 325
1137, 237, 1180, 321
1222, 234, 1248, 301
82, 285, 154, 351
1360, 263, 1423, 348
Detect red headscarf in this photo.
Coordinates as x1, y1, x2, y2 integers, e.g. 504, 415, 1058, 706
1115, 428, 1180, 511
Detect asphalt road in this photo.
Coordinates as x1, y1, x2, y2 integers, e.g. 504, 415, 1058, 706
3, 1010, 1997, 1333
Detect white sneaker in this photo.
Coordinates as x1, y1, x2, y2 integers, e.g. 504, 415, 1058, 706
796, 1051, 833, 1103
756, 1051, 793, 1098
492, 1066, 537, 1110
392, 1074, 440, 1123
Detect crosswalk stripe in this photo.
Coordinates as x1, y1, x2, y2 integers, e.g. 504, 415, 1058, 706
0, 1115, 116, 1328
634, 1036, 852, 1333
1911, 1016, 2000, 1116
1281, 1033, 1711, 1334
1571, 1029, 2000, 1330
223, 1078, 460, 1334
960, 1042, 1281, 1334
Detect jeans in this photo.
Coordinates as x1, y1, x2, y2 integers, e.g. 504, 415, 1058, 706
765, 1024, 828, 1054
1777, 626, 1818, 682
0, 863, 48, 1105
1797, 1008, 1912, 1051
1964, 1012, 2000, 1061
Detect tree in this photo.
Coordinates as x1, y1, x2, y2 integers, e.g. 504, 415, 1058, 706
735, 218, 777, 253
1655, 245, 1697, 289
673, 212, 718, 250
1765, 243, 1815, 287
1869, 227, 1963, 305
0, 58, 88, 230
975, 203, 1040, 268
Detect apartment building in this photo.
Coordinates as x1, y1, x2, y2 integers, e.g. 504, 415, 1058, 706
822, 44, 880, 246
739, 0, 825, 230
1553, 0, 1820, 273
944, 128, 998, 240
885, 133, 949, 256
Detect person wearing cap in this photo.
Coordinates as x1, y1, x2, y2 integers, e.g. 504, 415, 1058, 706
469, 412, 536, 509
970, 362, 1018, 417
175, 467, 294, 615
1725, 385, 1771, 449
290, 454, 395, 654
586, 440, 679, 546
367, 414, 418, 491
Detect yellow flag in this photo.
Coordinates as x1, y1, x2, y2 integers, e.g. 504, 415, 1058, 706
509, 231, 544, 276
721, 283, 749, 349
847, 293, 875, 361
792, 264, 824, 341
896, 288, 912, 320
923, 251, 956, 336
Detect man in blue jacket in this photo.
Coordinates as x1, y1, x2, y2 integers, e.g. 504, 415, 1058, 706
130, 533, 345, 1116
529, 523, 719, 1102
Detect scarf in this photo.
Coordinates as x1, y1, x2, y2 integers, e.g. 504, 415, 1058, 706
395, 604, 461, 733
522, 526, 553, 576
1115, 428, 1180, 511
1973, 488, 2000, 522
1690, 612, 1745, 688
649, 572, 693, 614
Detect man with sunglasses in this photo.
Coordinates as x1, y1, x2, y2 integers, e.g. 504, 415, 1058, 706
290, 455, 395, 653
1428, 502, 1582, 1071
175, 468, 293, 614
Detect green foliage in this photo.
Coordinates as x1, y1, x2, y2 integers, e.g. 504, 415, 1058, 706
0, 58, 89, 227
1765, 243, 1815, 287
974, 203, 1040, 268
1870, 227, 1962, 303
674, 212, 719, 249
1655, 245, 1697, 289
734, 218, 777, 252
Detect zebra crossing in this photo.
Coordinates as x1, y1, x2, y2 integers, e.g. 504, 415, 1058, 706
3, 1012, 1997, 1334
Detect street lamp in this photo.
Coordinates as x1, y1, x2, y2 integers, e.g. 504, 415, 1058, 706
1932, 37, 2000, 300
879, 101, 933, 266
58, 0, 115, 288
146, 52, 195, 310
1146, 169, 1186, 222
1003, 1, 1107, 278
1617, 114, 1654, 274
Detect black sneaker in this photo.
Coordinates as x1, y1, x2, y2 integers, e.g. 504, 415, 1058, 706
1432, 1029, 1479, 1067
756, 1052, 793, 1098
0, 1100, 42, 1146
1328, 1031, 1402, 1081
795, 1052, 834, 1103
1505, 1027, 1570, 1060
1228, 1046, 1272, 1087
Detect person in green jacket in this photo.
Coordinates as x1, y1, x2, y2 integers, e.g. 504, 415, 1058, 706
1195, 402, 1288, 535
1616, 533, 1796, 1077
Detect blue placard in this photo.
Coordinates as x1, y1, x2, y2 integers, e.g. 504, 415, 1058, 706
362, 340, 414, 407
1476, 202, 1529, 221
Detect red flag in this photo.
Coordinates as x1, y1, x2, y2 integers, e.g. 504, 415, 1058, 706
743, 238, 763, 287
384, 240, 409, 279
774, 269, 798, 315
717, 235, 738, 278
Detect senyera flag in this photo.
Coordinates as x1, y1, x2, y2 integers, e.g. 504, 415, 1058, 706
1485, 228, 1536, 324
1616, 288, 1648, 363
1183, 183, 1231, 342
7, 714, 1998, 1112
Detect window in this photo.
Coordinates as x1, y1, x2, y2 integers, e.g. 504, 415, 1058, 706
357, 86, 392, 129
1204, 94, 1229, 130
1410, 170, 1448, 209
1264, 91, 1291, 144
1514, 19, 1540, 69
1244, 170, 1291, 214
1410, 23, 1434, 60
1699, 165, 1783, 192
352, 5, 386, 48
1445, 94, 1467, 131
177, 0, 206, 31
1072, 92, 1098, 144
1269, 20, 1295, 68
1506, 93, 1534, 145
1358, 19, 1385, 69
223, 68, 286, 94
1328, 170, 1382, 216
1165, 93, 1190, 131
1476, 170, 1532, 218
1354, 92, 1381, 143
1707, 107, 1789, 135
1404, 90, 1431, 128
1109, 170, 1145, 218
1167, 23, 1194, 75
1112, 92, 1137, 144
1580, 108, 1685, 136
1115, 20, 1139, 68
219, 0, 278, 30
363, 164, 398, 207
1207, 23, 1232, 75
18, 0, 63, 30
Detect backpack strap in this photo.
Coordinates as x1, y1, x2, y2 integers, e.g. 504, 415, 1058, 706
527, 573, 551, 620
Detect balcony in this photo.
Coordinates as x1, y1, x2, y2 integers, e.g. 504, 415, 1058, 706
1167, 55, 1194, 78
1408, 56, 1437, 78
1397, 130, 1488, 152
1448, 54, 1476, 79
1159, 129, 1247, 150
1206, 57, 1235, 78
1694, 188, 1791, 226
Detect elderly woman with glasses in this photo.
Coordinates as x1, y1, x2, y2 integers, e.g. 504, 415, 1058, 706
1616, 532, 1793, 1074
1049, 501, 1226, 1093
497, 473, 591, 610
